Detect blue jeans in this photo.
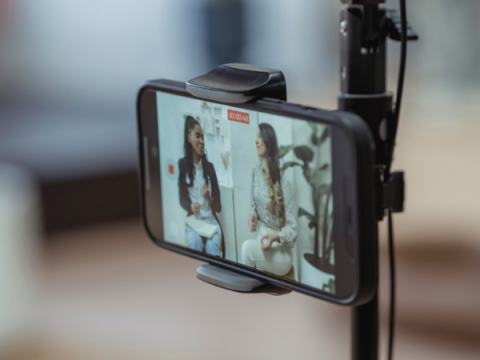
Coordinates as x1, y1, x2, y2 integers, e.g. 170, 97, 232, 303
186, 220, 222, 257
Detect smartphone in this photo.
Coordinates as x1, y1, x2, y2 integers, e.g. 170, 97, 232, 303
137, 79, 378, 306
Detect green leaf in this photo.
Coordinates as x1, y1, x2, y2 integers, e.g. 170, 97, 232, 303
281, 161, 302, 172
322, 278, 335, 293
314, 184, 332, 203
298, 207, 314, 222
299, 207, 318, 230
308, 122, 324, 145
318, 127, 330, 144
308, 123, 330, 146
303, 166, 329, 187
293, 145, 314, 163
278, 145, 294, 158
303, 168, 314, 185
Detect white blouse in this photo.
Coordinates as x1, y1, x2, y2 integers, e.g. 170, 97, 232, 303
249, 161, 298, 248
186, 161, 215, 222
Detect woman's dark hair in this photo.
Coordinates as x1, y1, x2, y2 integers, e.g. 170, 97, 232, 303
184, 116, 209, 187
259, 123, 284, 221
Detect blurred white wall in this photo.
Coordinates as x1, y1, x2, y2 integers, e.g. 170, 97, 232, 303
243, 0, 341, 100
0, 0, 343, 113
1, 0, 479, 117
1, 0, 210, 110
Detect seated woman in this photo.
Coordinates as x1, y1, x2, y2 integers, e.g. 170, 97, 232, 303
178, 116, 222, 257
241, 123, 297, 276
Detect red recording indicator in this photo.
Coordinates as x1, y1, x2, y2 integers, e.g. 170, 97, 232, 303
168, 165, 174, 174
228, 109, 249, 124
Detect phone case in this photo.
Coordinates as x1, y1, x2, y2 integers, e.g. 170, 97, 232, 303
136, 79, 378, 306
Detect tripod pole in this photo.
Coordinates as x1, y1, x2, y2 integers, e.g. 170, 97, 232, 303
352, 294, 378, 360
338, 1, 391, 359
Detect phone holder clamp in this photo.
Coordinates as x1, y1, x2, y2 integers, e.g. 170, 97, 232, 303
187, 63, 287, 104
377, 170, 405, 220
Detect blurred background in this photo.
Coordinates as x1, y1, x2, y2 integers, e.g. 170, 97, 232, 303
1, 0, 479, 359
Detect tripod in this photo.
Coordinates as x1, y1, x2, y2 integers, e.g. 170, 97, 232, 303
338, 1, 417, 359
186, 1, 417, 359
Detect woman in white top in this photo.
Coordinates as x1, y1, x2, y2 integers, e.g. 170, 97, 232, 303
241, 123, 297, 276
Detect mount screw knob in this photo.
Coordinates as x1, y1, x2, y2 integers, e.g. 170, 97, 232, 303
340, 20, 348, 37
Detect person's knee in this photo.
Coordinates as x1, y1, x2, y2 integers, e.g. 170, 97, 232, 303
241, 240, 255, 265
210, 231, 221, 247
240, 240, 249, 259
187, 232, 203, 250
205, 239, 221, 257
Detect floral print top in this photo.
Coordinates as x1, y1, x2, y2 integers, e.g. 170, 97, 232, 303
249, 161, 298, 248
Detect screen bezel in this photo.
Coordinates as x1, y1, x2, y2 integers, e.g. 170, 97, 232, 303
137, 80, 377, 306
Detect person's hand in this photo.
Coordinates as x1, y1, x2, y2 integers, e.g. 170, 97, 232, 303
191, 202, 201, 216
248, 214, 257, 232
260, 233, 280, 250
201, 180, 210, 198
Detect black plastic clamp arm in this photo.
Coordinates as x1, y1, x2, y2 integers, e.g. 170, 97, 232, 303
376, 170, 405, 220
186, 63, 287, 104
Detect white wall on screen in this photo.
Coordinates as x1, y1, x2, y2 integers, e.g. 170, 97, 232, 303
217, 186, 237, 261
233, 187, 253, 258
229, 107, 259, 191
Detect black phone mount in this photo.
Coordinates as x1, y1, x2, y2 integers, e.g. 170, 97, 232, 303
186, 1, 417, 359
187, 63, 287, 104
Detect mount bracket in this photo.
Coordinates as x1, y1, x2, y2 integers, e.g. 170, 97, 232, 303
187, 63, 287, 104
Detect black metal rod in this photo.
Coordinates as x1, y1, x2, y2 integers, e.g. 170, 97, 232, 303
352, 294, 378, 360
387, 210, 396, 360
339, 3, 392, 166
338, 2, 387, 360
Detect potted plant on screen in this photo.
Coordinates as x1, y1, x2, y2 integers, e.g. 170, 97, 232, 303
279, 123, 334, 293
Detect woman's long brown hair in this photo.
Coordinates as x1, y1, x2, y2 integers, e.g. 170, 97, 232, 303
259, 123, 285, 223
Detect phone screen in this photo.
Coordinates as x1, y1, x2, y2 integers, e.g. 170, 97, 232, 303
156, 91, 337, 294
